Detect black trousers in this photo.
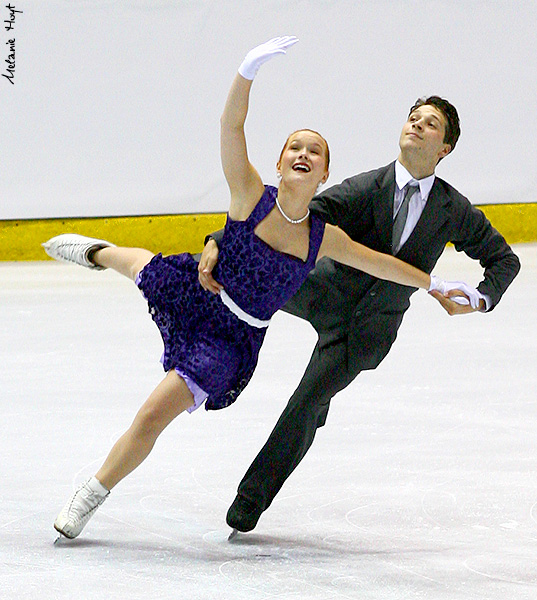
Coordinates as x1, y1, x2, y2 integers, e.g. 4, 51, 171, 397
237, 332, 361, 511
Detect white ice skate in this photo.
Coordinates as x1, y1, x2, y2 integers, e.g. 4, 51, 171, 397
42, 234, 116, 270
54, 477, 110, 539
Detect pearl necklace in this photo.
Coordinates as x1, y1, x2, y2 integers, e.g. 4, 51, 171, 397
275, 196, 310, 224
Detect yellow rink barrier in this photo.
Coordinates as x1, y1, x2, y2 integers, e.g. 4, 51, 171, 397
1, 203, 536, 262
0, 213, 227, 262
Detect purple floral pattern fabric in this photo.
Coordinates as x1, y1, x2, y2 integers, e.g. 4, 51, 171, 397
137, 185, 325, 410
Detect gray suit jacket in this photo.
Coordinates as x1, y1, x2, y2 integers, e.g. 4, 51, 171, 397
282, 161, 520, 371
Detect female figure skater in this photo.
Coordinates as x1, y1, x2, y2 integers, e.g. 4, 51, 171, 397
44, 37, 479, 540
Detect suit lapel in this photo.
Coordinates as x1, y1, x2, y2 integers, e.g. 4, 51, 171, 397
371, 163, 396, 253
365, 162, 452, 258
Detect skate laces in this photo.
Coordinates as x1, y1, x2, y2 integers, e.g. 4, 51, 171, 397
58, 240, 90, 264
67, 481, 108, 522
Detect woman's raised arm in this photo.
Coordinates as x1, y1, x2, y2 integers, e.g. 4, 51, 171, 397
220, 37, 298, 219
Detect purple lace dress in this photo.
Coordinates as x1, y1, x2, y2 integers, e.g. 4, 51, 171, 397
136, 185, 325, 410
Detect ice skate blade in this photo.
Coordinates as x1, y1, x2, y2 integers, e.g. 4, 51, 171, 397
228, 528, 239, 541
54, 523, 76, 541
54, 533, 67, 545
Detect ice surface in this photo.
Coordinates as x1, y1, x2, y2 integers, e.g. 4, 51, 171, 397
1, 244, 536, 599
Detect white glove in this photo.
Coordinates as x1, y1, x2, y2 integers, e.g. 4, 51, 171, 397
238, 36, 299, 80
429, 275, 481, 309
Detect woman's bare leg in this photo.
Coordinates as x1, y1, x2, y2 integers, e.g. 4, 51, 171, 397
95, 370, 195, 490
92, 247, 155, 281
53, 370, 195, 539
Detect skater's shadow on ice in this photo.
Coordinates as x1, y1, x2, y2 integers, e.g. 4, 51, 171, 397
53, 537, 117, 549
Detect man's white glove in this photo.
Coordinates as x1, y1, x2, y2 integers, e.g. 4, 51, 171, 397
238, 36, 299, 80
429, 275, 481, 309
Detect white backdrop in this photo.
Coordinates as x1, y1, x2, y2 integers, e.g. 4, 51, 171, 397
2, 0, 536, 219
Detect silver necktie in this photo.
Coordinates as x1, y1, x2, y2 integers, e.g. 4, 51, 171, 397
392, 184, 419, 253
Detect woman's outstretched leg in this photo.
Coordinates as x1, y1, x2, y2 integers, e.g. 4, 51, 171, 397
91, 246, 154, 281
42, 233, 154, 280
54, 370, 195, 539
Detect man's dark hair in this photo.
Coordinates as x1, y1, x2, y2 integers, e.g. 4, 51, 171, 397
409, 96, 461, 153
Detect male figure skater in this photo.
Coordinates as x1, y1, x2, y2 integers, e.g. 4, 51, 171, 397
199, 96, 520, 533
